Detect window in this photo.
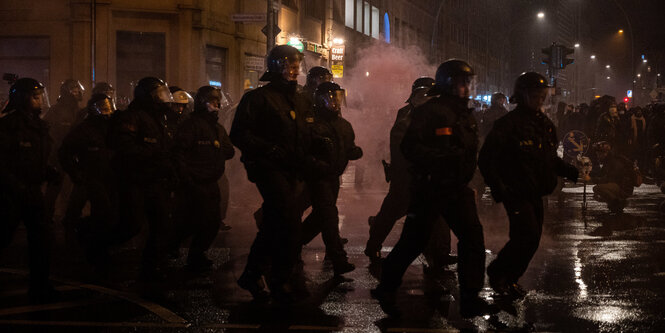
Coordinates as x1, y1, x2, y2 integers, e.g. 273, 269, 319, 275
0, 37, 50, 98
304, 0, 324, 20
371, 6, 379, 39
363, 1, 370, 35
345, 0, 354, 28
356, 0, 362, 31
334, 0, 344, 23
116, 31, 165, 100
206, 45, 227, 89
282, 0, 298, 11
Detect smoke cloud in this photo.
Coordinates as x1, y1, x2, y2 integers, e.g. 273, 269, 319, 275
340, 41, 437, 187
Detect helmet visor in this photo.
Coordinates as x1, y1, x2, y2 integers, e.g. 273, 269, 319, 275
322, 89, 346, 112
153, 85, 174, 103
92, 98, 116, 116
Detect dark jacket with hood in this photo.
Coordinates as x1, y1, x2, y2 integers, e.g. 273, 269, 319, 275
479, 104, 577, 201
230, 79, 310, 181
174, 110, 235, 185
401, 94, 479, 189
308, 107, 362, 179
109, 98, 177, 185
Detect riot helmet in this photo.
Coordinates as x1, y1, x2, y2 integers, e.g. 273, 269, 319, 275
260, 45, 303, 82
5, 77, 49, 114
510, 72, 550, 110
87, 93, 116, 118
194, 85, 223, 116
60, 79, 85, 102
92, 82, 114, 96
134, 77, 173, 104
171, 89, 193, 115
306, 66, 333, 89
407, 77, 435, 105
315, 81, 346, 115
491, 92, 507, 107
429, 60, 475, 98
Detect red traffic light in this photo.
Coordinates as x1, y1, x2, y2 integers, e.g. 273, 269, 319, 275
624, 97, 630, 103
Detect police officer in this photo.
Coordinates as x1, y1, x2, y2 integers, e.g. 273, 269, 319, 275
74, 82, 116, 125
590, 142, 636, 213
480, 92, 509, 139
58, 93, 117, 264
109, 77, 176, 280
170, 86, 235, 271
365, 77, 455, 273
231, 45, 310, 302
302, 66, 333, 104
479, 72, 579, 299
300, 82, 361, 275
0, 78, 60, 303
372, 60, 490, 318
44, 79, 86, 223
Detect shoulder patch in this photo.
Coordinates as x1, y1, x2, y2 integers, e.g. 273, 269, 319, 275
435, 127, 453, 136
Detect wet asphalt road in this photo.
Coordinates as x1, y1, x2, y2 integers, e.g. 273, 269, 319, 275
1, 178, 665, 332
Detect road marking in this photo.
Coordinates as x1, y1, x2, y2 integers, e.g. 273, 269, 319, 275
201, 323, 261, 329
0, 285, 79, 297
387, 328, 459, 333
77, 284, 187, 323
289, 325, 344, 330
0, 299, 109, 316
0, 319, 190, 328
0, 268, 187, 324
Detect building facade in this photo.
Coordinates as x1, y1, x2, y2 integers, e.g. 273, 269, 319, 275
0, 0, 513, 106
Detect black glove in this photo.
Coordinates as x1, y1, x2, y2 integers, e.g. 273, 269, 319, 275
565, 164, 579, 183
45, 166, 62, 184
348, 146, 363, 161
267, 145, 287, 165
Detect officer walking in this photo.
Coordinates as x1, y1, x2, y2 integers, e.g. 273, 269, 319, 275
371, 60, 491, 318
300, 82, 362, 275
58, 93, 118, 265
0, 78, 60, 303
478, 72, 578, 299
169, 85, 235, 272
109, 77, 177, 281
365, 77, 455, 274
231, 45, 310, 302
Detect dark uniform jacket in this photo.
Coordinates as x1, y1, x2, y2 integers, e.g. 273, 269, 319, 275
109, 100, 177, 185
230, 80, 310, 180
174, 111, 235, 185
57, 114, 113, 185
390, 104, 413, 174
594, 112, 620, 145
309, 110, 362, 178
591, 152, 636, 195
480, 105, 508, 138
44, 95, 80, 147
0, 109, 54, 193
479, 105, 575, 200
401, 94, 479, 188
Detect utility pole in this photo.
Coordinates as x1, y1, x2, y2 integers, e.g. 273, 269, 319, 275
265, 0, 279, 54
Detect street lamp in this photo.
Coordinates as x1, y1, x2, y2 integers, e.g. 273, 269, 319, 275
618, 29, 624, 34
537, 12, 545, 19
606, 65, 611, 69
590, 55, 596, 59
574, 43, 580, 48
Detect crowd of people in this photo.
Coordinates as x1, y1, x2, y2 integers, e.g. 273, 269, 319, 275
1, 44, 664, 320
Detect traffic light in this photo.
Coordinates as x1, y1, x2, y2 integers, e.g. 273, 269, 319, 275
560, 46, 575, 69
542, 46, 553, 66
542, 43, 575, 69
624, 97, 630, 103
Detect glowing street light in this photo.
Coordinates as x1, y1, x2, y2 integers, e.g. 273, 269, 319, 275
643, 59, 648, 63
537, 12, 545, 19
618, 29, 624, 34
637, 74, 641, 78
606, 65, 611, 69
590, 55, 596, 59
574, 43, 580, 48
606, 76, 611, 80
